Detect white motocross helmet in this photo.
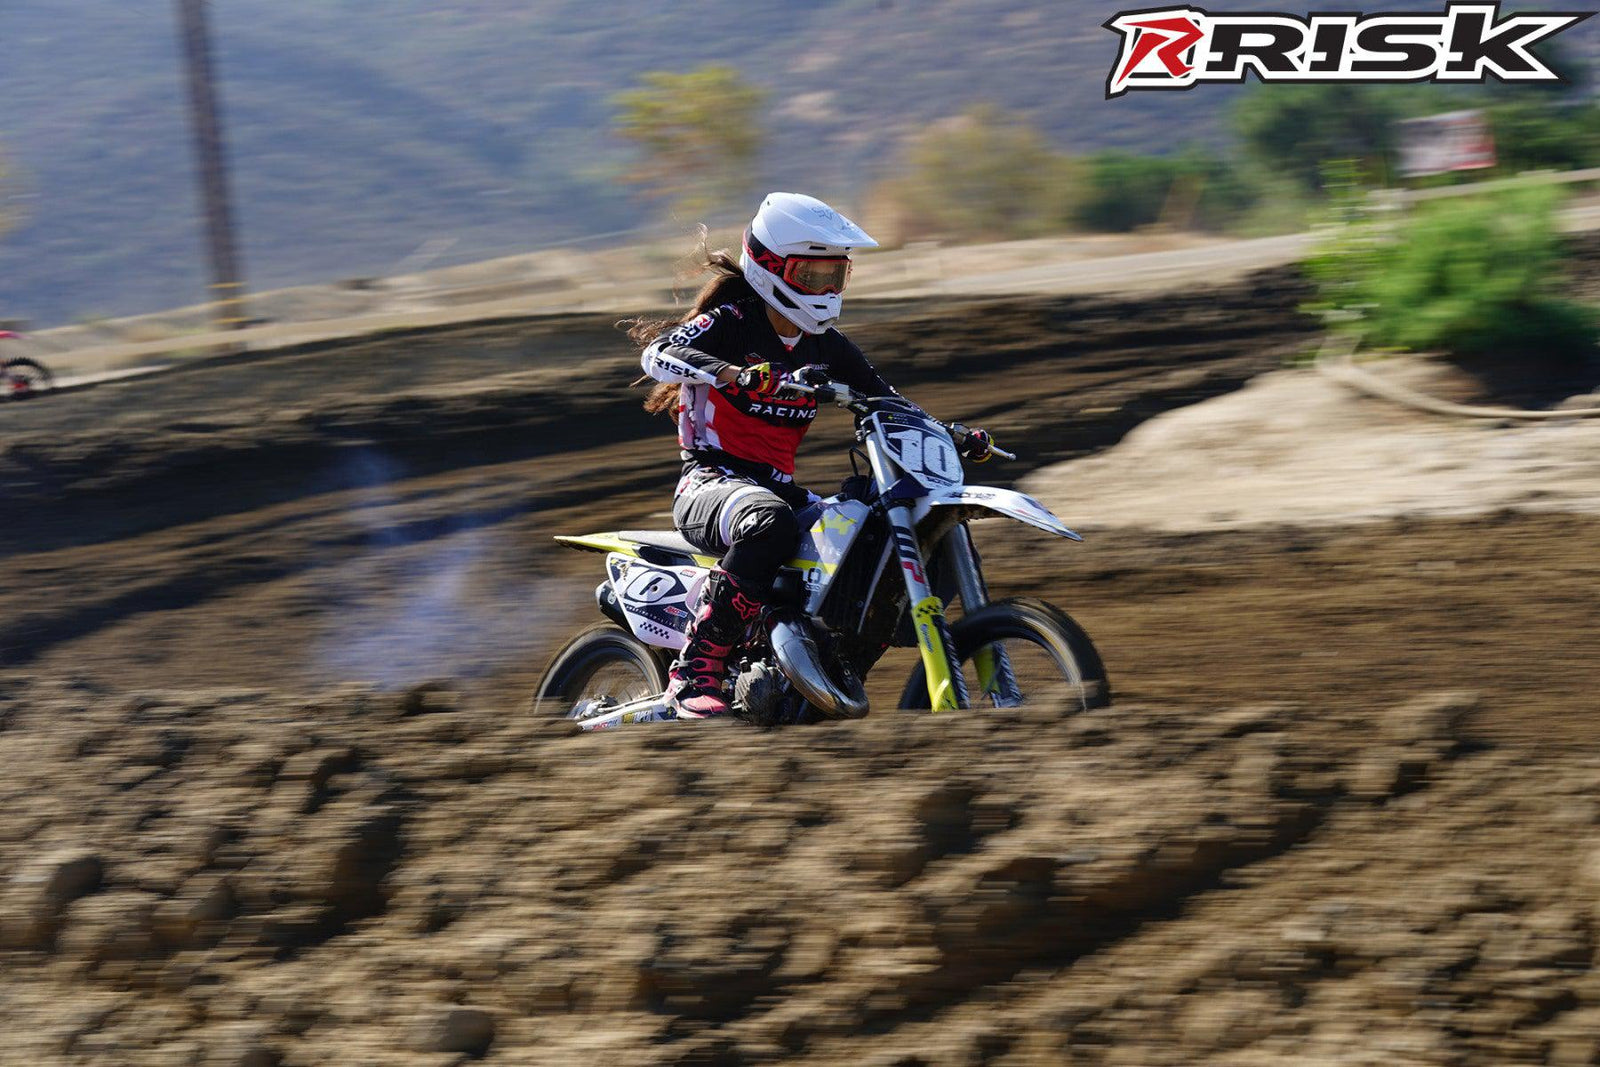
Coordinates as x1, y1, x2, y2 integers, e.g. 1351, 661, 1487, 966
740, 192, 878, 335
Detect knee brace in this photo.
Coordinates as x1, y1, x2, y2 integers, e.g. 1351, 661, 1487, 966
721, 497, 801, 590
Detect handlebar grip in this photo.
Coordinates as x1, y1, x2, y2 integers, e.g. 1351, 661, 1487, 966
947, 421, 1017, 462
791, 364, 832, 387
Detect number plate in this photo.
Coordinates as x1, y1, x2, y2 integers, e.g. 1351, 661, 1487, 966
871, 413, 963, 489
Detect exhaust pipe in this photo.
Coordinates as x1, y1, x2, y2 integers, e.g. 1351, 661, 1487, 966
768, 613, 869, 720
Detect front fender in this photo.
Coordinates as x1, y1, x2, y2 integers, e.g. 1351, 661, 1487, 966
922, 485, 1083, 541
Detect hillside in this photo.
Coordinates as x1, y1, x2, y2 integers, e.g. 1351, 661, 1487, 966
1, 1, 1598, 326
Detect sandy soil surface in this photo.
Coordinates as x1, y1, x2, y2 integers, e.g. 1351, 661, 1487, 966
5, 680, 1596, 1067
3, 272, 1599, 1064
1024, 358, 1600, 533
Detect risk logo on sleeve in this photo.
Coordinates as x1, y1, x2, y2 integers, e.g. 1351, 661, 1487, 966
1104, 3, 1590, 98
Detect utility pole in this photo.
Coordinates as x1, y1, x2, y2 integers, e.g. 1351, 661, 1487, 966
175, 0, 247, 332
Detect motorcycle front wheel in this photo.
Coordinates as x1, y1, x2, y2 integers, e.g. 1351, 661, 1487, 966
898, 597, 1111, 713
532, 624, 670, 719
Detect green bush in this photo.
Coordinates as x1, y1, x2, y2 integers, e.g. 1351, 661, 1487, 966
1307, 183, 1596, 363
884, 104, 1078, 243
1073, 152, 1175, 232
1071, 152, 1172, 232
1072, 150, 1258, 233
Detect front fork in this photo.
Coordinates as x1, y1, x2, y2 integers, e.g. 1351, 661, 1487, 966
942, 523, 1022, 707
884, 502, 967, 711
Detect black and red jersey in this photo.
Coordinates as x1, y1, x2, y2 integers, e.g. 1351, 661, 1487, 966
640, 297, 896, 484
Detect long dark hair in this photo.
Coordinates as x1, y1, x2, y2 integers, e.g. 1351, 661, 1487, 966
625, 236, 758, 416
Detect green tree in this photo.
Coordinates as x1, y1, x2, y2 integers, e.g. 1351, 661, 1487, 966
1234, 85, 1408, 193
1307, 182, 1596, 364
1487, 98, 1600, 173
887, 104, 1075, 242
611, 65, 766, 220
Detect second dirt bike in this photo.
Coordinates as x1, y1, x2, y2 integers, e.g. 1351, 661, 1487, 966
0, 332, 52, 400
535, 370, 1109, 728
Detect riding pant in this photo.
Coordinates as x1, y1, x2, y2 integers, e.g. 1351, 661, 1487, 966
673, 463, 812, 592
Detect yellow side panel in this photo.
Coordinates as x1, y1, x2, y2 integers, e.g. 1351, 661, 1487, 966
554, 534, 718, 568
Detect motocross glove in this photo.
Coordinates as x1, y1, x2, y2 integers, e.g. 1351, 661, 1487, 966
960, 427, 995, 463
735, 362, 783, 396
790, 365, 831, 388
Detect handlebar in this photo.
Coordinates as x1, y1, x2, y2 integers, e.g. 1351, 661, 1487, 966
777, 377, 876, 415
779, 374, 1017, 461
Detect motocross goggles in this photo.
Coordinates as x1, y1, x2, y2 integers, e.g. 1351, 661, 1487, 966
745, 229, 853, 296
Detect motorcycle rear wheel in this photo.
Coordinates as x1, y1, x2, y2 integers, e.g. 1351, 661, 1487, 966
532, 624, 670, 719
898, 597, 1111, 713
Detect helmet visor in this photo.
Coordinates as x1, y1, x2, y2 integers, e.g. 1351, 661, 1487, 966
782, 255, 852, 296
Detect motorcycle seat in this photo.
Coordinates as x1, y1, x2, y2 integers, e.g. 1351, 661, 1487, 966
618, 530, 701, 559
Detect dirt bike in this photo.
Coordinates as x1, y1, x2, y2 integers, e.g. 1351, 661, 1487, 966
535, 369, 1109, 728
2, 358, 53, 399
0, 332, 52, 400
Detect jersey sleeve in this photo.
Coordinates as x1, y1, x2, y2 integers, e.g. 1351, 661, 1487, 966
640, 307, 739, 386
824, 333, 897, 398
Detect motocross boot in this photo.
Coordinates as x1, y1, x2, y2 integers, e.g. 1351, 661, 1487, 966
665, 568, 763, 718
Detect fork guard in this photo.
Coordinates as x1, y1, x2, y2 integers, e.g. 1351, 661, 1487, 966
768, 612, 869, 720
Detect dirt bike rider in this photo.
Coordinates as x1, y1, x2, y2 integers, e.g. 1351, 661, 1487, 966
635, 192, 994, 718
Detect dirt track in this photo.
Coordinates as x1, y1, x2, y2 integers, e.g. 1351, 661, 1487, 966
3, 273, 1600, 1064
